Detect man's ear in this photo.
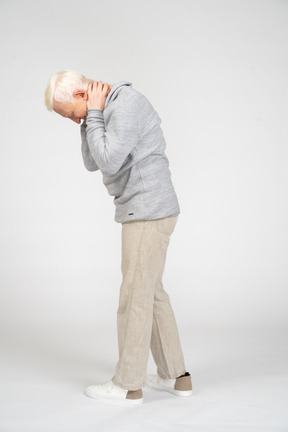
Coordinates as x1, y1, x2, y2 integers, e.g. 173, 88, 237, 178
73, 89, 88, 100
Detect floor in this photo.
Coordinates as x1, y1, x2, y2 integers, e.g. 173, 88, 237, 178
1, 325, 287, 432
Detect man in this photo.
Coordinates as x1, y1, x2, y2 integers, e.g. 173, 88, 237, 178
45, 70, 192, 406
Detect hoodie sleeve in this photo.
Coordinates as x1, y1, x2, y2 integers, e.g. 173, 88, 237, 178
85, 102, 139, 177
80, 121, 100, 172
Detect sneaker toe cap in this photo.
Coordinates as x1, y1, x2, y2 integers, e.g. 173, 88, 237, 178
85, 385, 99, 396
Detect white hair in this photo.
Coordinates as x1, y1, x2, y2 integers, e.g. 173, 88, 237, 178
44, 70, 89, 111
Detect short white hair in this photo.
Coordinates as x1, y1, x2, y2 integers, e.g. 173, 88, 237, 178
45, 70, 89, 111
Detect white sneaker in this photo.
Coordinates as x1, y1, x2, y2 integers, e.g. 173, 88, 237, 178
84, 379, 143, 406
146, 373, 192, 397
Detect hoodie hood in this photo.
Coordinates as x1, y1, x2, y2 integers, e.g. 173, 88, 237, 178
105, 81, 132, 109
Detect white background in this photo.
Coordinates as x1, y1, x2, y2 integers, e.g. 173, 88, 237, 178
0, 0, 287, 430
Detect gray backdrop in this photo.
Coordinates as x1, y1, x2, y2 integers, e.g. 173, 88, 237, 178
0, 0, 287, 339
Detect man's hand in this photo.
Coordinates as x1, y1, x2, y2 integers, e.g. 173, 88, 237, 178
87, 81, 110, 111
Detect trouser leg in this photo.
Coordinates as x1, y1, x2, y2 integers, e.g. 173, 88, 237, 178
112, 217, 181, 391
149, 216, 186, 379
150, 251, 186, 379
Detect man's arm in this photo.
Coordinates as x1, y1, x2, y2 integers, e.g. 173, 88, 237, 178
80, 121, 100, 171
85, 103, 139, 176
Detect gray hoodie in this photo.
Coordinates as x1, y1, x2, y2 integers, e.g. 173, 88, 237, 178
80, 81, 180, 224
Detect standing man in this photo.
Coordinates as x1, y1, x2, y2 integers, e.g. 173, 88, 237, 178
45, 70, 192, 406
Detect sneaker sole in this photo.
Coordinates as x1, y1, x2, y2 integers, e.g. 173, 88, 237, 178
146, 380, 192, 397
84, 390, 143, 406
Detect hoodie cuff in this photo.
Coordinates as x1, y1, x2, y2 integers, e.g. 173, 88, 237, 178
86, 109, 105, 139
87, 109, 104, 117
86, 109, 104, 127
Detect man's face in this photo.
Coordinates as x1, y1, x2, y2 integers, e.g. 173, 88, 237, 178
53, 90, 88, 124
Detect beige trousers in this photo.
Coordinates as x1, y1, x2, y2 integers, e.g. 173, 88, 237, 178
111, 216, 186, 391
